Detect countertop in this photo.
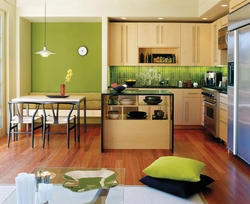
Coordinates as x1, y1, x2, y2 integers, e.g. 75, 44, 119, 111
102, 89, 174, 95
108, 85, 202, 89
107, 85, 228, 94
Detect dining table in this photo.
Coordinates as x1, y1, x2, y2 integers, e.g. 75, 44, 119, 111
11, 94, 86, 142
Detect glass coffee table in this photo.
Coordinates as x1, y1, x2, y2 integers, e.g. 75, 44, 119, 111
3, 167, 125, 204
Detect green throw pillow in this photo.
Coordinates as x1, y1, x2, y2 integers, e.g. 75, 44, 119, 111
143, 156, 206, 182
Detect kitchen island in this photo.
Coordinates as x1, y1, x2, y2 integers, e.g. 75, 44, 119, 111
101, 90, 174, 152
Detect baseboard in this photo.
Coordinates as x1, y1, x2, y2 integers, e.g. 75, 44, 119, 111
174, 125, 204, 130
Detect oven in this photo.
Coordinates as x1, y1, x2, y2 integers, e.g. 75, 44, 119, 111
202, 87, 220, 137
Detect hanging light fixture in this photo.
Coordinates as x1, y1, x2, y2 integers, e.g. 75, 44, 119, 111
35, 0, 55, 57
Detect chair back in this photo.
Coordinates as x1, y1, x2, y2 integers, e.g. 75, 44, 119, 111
8, 101, 41, 123
42, 102, 75, 124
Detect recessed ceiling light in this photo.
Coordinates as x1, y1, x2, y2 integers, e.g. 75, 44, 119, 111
158, 17, 163, 20
221, 4, 228, 7
202, 17, 208, 20
121, 17, 127, 20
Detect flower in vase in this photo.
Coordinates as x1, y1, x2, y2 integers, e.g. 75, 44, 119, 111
64, 69, 73, 84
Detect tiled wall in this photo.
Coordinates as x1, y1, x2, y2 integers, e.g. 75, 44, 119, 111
110, 66, 227, 86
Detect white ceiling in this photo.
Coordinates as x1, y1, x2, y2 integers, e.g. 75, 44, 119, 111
15, 0, 229, 23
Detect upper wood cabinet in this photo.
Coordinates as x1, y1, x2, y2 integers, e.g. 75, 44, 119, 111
220, 15, 228, 28
211, 19, 227, 66
229, 0, 250, 13
109, 23, 138, 66
137, 23, 181, 47
181, 23, 211, 66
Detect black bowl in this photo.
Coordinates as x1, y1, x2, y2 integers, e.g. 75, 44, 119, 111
145, 96, 161, 100
143, 99, 162, 105
125, 80, 136, 87
127, 111, 147, 117
113, 85, 126, 92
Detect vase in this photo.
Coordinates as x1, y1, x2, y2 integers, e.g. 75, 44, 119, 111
60, 84, 66, 96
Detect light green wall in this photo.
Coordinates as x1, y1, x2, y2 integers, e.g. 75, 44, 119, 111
20, 18, 31, 95
31, 22, 102, 93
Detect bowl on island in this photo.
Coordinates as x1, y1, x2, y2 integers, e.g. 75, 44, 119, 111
125, 80, 136, 87
119, 98, 134, 105
113, 85, 126, 92
108, 110, 120, 119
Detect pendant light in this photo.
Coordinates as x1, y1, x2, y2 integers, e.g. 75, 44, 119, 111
35, 0, 55, 57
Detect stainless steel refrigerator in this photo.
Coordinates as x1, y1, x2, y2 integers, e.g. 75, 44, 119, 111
228, 3, 250, 164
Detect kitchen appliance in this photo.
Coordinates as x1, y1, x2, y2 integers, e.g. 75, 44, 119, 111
205, 71, 222, 87
228, 3, 250, 164
201, 87, 220, 137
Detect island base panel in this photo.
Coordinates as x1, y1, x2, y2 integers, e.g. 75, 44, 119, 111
103, 120, 171, 149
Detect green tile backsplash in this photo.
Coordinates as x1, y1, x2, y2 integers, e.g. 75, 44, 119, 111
110, 66, 227, 86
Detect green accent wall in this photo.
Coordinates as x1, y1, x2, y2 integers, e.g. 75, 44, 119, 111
31, 22, 102, 93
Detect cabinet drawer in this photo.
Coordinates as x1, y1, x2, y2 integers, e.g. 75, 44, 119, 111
220, 94, 228, 105
220, 103, 227, 111
220, 108, 228, 119
183, 90, 201, 98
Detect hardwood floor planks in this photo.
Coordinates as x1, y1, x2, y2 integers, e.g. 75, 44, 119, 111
0, 124, 250, 203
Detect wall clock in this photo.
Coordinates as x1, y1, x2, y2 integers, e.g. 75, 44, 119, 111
78, 46, 88, 56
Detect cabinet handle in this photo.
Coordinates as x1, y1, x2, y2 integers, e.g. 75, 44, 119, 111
156, 25, 159, 44
196, 26, 200, 63
121, 26, 123, 63
125, 25, 128, 63
192, 26, 196, 63
161, 25, 163, 44
184, 102, 188, 121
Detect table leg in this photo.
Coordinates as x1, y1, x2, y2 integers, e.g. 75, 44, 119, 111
77, 102, 80, 142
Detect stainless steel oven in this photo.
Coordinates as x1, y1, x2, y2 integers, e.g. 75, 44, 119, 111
202, 87, 220, 137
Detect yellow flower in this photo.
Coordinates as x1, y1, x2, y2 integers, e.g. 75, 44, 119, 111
64, 69, 73, 84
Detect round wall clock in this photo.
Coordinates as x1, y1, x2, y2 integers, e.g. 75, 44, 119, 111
78, 46, 88, 56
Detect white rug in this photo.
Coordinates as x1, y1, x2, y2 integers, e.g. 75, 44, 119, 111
0, 185, 205, 204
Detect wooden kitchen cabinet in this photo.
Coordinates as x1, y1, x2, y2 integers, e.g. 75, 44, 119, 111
182, 89, 202, 125
168, 89, 183, 125
109, 23, 138, 66
229, 0, 250, 13
138, 88, 202, 126
219, 93, 228, 143
211, 19, 227, 66
220, 15, 228, 28
181, 23, 211, 66
137, 23, 181, 47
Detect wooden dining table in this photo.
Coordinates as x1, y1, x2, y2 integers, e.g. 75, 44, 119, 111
11, 94, 86, 142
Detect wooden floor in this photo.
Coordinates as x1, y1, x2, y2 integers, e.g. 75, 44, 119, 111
0, 124, 250, 204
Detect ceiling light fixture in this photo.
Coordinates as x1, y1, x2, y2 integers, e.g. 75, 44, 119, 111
221, 4, 228, 7
202, 17, 208, 20
35, 0, 55, 57
158, 17, 164, 20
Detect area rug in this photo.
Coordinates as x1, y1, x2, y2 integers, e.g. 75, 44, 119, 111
0, 185, 206, 204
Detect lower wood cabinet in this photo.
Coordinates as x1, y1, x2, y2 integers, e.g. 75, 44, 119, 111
219, 93, 228, 143
170, 89, 202, 126
101, 90, 174, 152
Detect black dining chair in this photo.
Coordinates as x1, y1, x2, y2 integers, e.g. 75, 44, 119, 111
8, 101, 43, 148
42, 102, 76, 149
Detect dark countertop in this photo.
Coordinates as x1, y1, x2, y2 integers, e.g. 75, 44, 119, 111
102, 89, 174, 95
108, 85, 202, 89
